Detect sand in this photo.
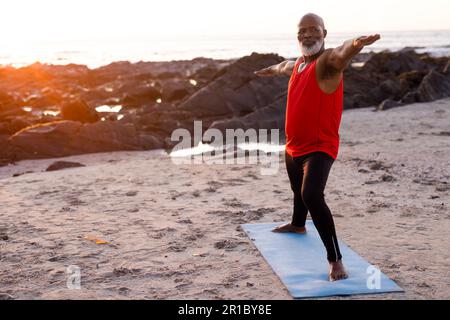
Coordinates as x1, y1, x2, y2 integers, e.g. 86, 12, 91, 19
0, 98, 449, 300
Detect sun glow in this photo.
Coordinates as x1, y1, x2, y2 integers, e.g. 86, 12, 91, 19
1, 0, 449, 46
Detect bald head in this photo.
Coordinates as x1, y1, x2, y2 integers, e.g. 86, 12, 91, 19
298, 13, 325, 30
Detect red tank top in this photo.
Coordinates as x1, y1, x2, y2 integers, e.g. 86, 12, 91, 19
285, 57, 344, 160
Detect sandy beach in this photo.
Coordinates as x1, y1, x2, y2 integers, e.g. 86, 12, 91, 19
0, 97, 449, 300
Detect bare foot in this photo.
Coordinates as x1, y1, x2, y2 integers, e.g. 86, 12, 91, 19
329, 260, 348, 281
271, 223, 307, 234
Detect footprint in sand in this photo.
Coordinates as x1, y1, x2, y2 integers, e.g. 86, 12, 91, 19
67, 197, 87, 206
367, 160, 393, 171
177, 219, 193, 224
207, 181, 224, 188
222, 197, 248, 208
220, 178, 249, 186
431, 131, 450, 136
241, 208, 276, 221
436, 183, 450, 192
206, 210, 231, 217
367, 202, 392, 213
204, 187, 217, 193
214, 239, 247, 251
244, 172, 261, 180
151, 227, 177, 239
168, 242, 187, 252
380, 174, 396, 182
386, 263, 403, 270
343, 141, 362, 147
352, 213, 365, 217
118, 287, 131, 296
169, 190, 186, 200
364, 180, 381, 185
60, 206, 76, 212
184, 229, 204, 242
400, 206, 422, 217
0, 225, 9, 241
203, 181, 224, 193
112, 267, 141, 277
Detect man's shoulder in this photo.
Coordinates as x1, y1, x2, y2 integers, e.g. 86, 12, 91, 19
317, 48, 334, 62
317, 49, 341, 74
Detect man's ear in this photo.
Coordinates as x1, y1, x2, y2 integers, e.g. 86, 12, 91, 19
323, 29, 328, 38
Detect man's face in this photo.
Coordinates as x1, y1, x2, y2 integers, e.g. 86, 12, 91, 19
297, 18, 326, 57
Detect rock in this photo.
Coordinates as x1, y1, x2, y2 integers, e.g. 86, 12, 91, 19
343, 93, 371, 109
0, 122, 9, 134
176, 53, 288, 118
121, 84, 161, 107
2, 50, 450, 163
401, 91, 419, 104
369, 79, 403, 102
192, 63, 222, 85
61, 100, 99, 123
417, 70, 450, 102
160, 79, 195, 102
0, 91, 21, 113
12, 171, 34, 177
24, 90, 63, 109
7, 120, 164, 160
362, 50, 428, 76
6, 117, 33, 134
399, 70, 427, 85
79, 88, 112, 106
0, 105, 27, 121
377, 98, 402, 111
209, 94, 287, 133
46, 161, 86, 171
342, 67, 379, 108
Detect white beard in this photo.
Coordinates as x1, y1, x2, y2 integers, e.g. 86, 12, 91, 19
301, 39, 324, 57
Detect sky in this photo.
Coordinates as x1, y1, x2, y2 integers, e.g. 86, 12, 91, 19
1, 0, 449, 43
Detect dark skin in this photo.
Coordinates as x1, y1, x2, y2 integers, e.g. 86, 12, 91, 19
255, 14, 381, 95
302, 16, 380, 93
255, 14, 381, 281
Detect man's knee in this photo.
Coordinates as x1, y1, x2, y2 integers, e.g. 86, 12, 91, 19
301, 188, 324, 208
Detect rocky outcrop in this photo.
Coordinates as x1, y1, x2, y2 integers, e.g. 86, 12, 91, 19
208, 94, 287, 133
176, 53, 289, 119
61, 100, 99, 123
417, 70, 450, 102
46, 161, 86, 171
0, 49, 449, 163
6, 120, 163, 160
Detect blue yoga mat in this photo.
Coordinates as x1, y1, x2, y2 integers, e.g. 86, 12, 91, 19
242, 221, 404, 299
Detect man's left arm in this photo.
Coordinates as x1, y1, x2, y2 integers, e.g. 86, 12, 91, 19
326, 34, 381, 72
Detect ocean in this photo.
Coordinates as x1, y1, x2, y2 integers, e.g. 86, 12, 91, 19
1, 30, 449, 69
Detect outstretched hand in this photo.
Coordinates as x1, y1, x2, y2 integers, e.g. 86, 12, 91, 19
254, 67, 274, 77
353, 34, 381, 49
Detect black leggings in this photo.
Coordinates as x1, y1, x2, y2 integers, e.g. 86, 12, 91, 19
285, 150, 342, 262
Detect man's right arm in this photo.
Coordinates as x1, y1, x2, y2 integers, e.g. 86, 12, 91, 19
254, 60, 296, 77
